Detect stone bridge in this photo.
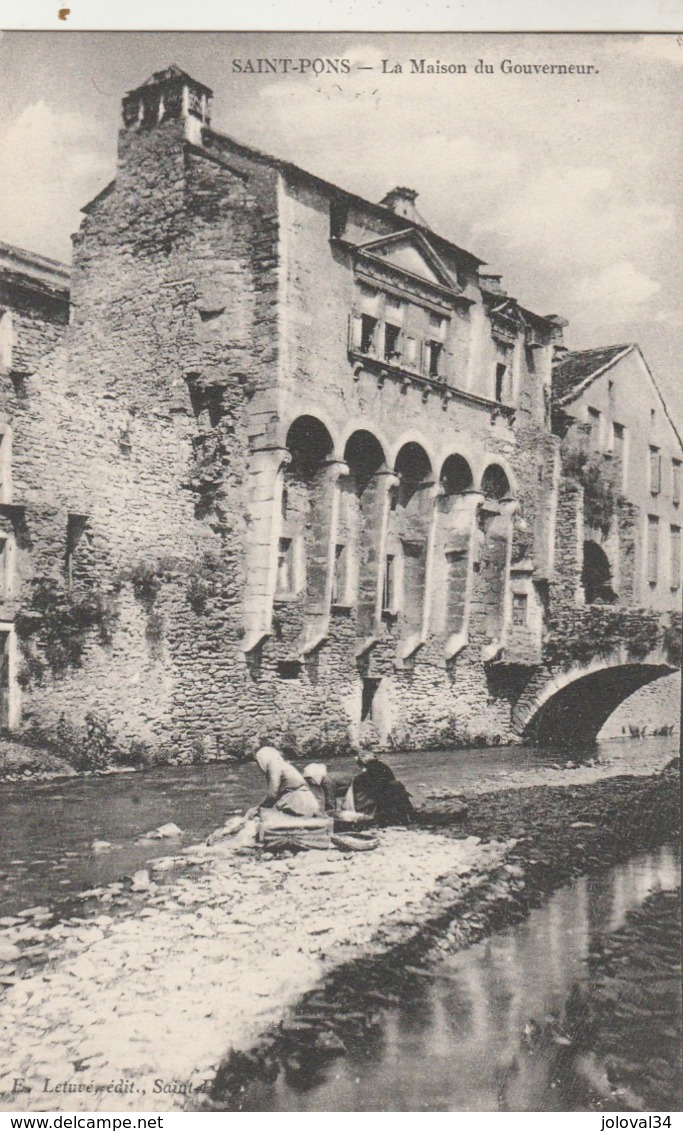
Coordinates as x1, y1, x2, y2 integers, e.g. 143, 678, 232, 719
512, 644, 678, 746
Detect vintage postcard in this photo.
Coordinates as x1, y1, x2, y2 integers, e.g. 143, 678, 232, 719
0, 25, 680, 1117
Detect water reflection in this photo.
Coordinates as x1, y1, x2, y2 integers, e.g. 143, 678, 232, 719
243, 844, 680, 1112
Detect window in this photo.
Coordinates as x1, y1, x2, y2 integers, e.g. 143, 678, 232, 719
611, 423, 626, 486
276, 537, 294, 594
425, 340, 443, 379
647, 516, 659, 585
360, 313, 377, 354
382, 553, 396, 612
512, 593, 528, 627
495, 362, 507, 404
0, 311, 13, 372
650, 408, 656, 426
281, 487, 289, 520
331, 543, 347, 605
587, 408, 602, 452
673, 460, 681, 507
649, 446, 661, 495
277, 660, 302, 680
671, 526, 681, 590
384, 322, 402, 361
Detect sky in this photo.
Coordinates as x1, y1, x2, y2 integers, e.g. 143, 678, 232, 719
0, 31, 680, 421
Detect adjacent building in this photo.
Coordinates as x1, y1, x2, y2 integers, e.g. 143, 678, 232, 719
553, 343, 682, 608
0, 66, 678, 758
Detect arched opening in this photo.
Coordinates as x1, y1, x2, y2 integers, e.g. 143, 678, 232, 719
279, 416, 334, 607
522, 663, 675, 746
341, 430, 388, 634
582, 540, 617, 605
481, 463, 511, 502
344, 430, 385, 488
441, 454, 474, 497
286, 415, 334, 479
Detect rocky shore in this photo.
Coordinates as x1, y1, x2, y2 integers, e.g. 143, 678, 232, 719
0, 759, 679, 1113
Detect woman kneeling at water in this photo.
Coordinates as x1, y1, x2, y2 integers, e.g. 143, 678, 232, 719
246, 746, 321, 818
342, 750, 415, 826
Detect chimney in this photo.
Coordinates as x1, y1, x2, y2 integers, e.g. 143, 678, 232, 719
121, 65, 213, 146
479, 271, 506, 296
380, 186, 420, 222
546, 315, 569, 363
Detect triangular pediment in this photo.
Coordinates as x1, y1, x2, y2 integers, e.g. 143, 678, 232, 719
489, 298, 526, 326
354, 229, 458, 292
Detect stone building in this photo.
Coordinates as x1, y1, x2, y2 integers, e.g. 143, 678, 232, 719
0, 66, 678, 758
552, 343, 683, 735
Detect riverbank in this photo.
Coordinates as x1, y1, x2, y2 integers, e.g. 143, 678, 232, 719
0, 760, 679, 1113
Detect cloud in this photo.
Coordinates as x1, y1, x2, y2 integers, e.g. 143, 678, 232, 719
572, 262, 661, 323
0, 100, 111, 261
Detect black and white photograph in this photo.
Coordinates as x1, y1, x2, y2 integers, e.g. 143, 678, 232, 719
0, 23, 680, 1117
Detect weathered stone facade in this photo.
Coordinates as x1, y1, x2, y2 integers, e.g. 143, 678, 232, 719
0, 66, 678, 759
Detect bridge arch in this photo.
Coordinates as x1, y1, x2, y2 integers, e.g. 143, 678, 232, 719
513, 655, 677, 746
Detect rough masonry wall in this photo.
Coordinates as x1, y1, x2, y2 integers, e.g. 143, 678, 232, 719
598, 670, 681, 738
1, 120, 288, 758
232, 173, 555, 751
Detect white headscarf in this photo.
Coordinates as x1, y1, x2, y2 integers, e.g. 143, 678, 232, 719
255, 746, 284, 774
302, 762, 327, 785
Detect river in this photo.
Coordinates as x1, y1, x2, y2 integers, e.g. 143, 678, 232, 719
0, 736, 676, 916
225, 843, 681, 1112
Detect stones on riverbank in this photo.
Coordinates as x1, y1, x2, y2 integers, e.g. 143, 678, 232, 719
0, 828, 502, 1112
136, 823, 183, 842
204, 766, 681, 1111
0, 764, 679, 1114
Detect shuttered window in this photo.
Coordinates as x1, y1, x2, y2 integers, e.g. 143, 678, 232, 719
647, 516, 659, 585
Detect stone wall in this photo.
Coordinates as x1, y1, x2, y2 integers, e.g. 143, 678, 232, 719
599, 670, 681, 739
0, 70, 678, 760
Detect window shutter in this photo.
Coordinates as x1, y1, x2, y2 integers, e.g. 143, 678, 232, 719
348, 312, 363, 351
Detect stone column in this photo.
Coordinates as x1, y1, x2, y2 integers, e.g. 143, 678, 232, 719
441, 488, 485, 660
356, 469, 400, 656
301, 459, 350, 655
399, 478, 437, 661
242, 445, 290, 655
482, 493, 517, 661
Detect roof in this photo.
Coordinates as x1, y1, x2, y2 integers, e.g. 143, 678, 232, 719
128, 65, 213, 96
552, 344, 634, 405
0, 239, 70, 300
198, 129, 487, 272
554, 342, 683, 450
